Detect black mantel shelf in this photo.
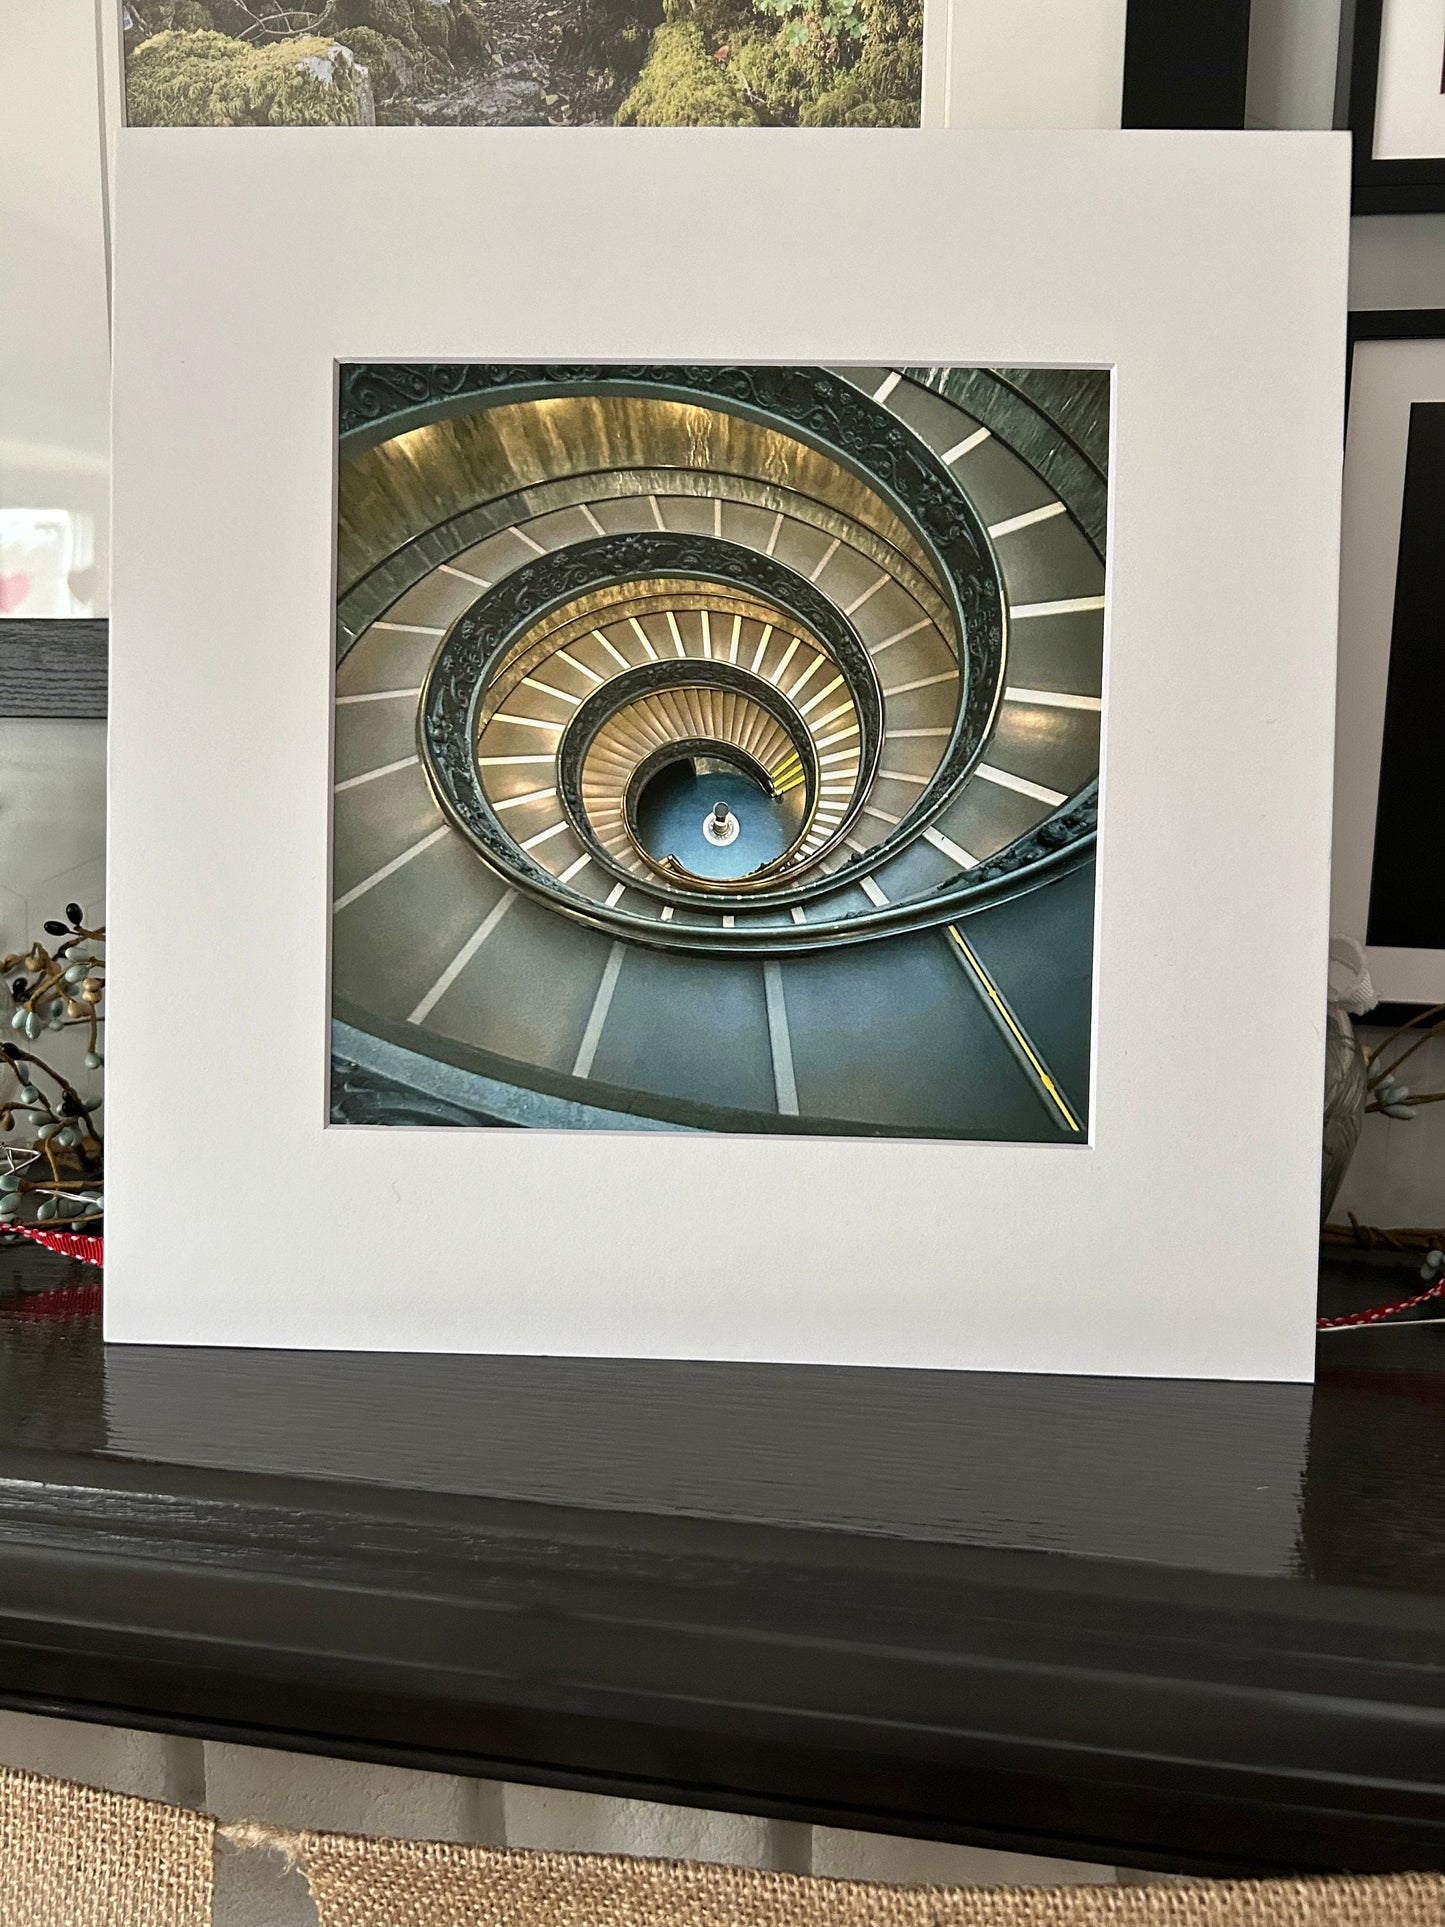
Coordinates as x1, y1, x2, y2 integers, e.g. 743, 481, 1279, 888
1, 1246, 1443, 1880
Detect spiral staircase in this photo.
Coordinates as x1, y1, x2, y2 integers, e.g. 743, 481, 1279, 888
330, 364, 1105, 1140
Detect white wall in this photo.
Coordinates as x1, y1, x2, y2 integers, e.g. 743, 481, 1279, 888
0, 0, 112, 615
1349, 214, 1445, 308
0, 719, 106, 1099
1246, 0, 1344, 132
1333, 1027, 1445, 1231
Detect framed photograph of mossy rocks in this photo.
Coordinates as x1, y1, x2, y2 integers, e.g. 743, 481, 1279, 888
108, 130, 1347, 1377
108, 0, 1173, 132
117, 0, 934, 127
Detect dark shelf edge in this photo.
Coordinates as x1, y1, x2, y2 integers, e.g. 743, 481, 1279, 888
0, 1687, 1359, 1883
0, 1451, 1442, 1876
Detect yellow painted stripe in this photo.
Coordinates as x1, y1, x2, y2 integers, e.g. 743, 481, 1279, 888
947, 925, 1081, 1133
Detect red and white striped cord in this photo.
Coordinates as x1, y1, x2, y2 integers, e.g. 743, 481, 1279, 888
1317, 1275, 1445, 1330
3, 1225, 1443, 1325
4, 1223, 104, 1268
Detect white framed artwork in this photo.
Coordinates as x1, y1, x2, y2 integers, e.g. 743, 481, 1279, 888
106, 129, 1347, 1376
1371, 0, 1445, 161
1346, 0, 1445, 211
99, 0, 1131, 133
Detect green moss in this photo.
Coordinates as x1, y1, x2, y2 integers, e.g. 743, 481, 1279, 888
331, 21, 419, 113
846, 0, 921, 115
800, 0, 921, 126
324, 0, 413, 47
724, 31, 816, 121
559, 0, 665, 89
662, 0, 755, 38
643, 0, 918, 125
800, 74, 913, 123
326, 0, 489, 59
126, 28, 364, 124
616, 20, 758, 124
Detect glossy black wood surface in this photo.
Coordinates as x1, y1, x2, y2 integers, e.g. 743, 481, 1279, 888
0, 620, 108, 718
0, 1244, 1443, 1876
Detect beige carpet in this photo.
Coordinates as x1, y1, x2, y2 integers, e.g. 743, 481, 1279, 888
0, 1764, 213, 1927
278, 1832, 1445, 1927
5, 1760, 1445, 1927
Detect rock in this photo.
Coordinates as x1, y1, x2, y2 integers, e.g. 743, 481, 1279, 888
414, 62, 549, 123
297, 41, 375, 120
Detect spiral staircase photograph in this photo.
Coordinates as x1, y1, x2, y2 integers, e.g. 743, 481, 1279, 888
330, 363, 1107, 1141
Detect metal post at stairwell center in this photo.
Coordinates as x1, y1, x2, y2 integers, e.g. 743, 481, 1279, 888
703, 799, 741, 848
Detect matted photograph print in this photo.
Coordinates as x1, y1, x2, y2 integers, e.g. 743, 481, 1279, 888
331, 365, 1106, 1142
121, 0, 923, 126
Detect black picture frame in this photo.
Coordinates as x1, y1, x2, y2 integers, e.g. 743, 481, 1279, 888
1347, 306, 1445, 393
1340, 309, 1445, 1027
1345, 0, 1445, 214
1121, 0, 1253, 129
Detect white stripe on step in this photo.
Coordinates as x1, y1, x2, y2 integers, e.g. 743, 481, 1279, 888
924, 825, 978, 869
493, 786, 558, 811
407, 890, 516, 1024
975, 764, 1067, 806
809, 537, 840, 583
334, 825, 448, 913
334, 754, 417, 792
942, 427, 990, 464
868, 618, 931, 656
520, 819, 570, 851
555, 647, 603, 685
573, 944, 626, 1079
988, 501, 1066, 539
883, 670, 957, 697
1009, 595, 1106, 619
763, 960, 799, 1116
845, 573, 890, 616
520, 676, 580, 705
1004, 686, 1102, 711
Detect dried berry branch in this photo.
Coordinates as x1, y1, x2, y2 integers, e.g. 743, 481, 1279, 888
1360, 1002, 1445, 1122
0, 903, 105, 1235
